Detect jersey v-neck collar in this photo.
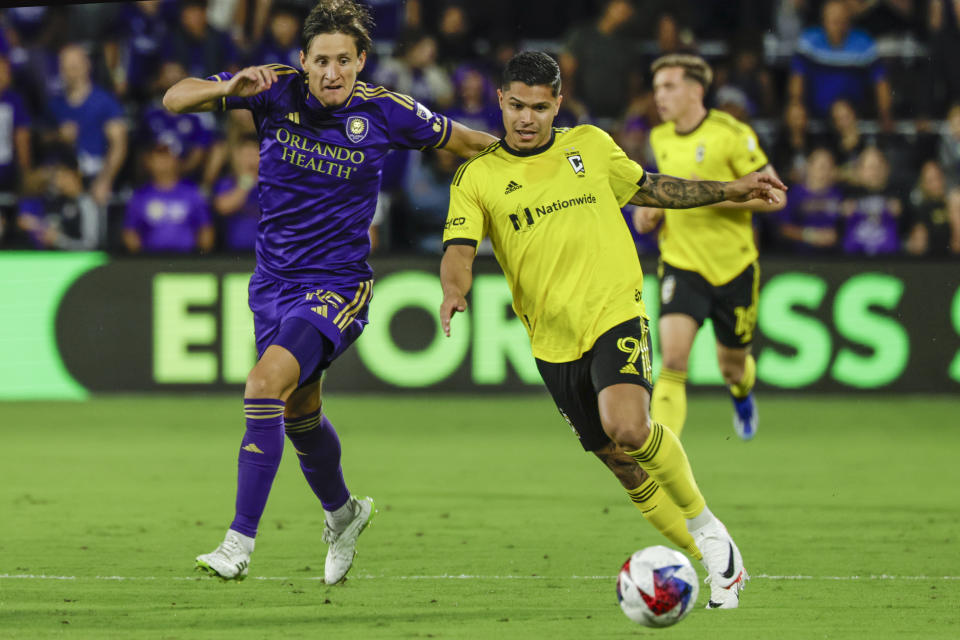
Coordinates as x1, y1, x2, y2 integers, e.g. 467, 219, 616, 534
500, 129, 557, 157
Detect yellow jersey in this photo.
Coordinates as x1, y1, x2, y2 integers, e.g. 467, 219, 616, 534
649, 109, 768, 285
443, 125, 647, 363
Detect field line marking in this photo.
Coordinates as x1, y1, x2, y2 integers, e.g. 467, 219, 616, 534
2, 573, 959, 582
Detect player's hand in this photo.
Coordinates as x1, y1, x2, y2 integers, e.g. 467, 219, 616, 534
632, 206, 663, 233
439, 293, 468, 337
225, 66, 279, 98
727, 172, 788, 204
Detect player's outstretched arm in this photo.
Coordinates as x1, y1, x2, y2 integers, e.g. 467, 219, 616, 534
630, 171, 787, 210
163, 66, 279, 114
439, 244, 476, 337
709, 165, 788, 212
443, 120, 498, 159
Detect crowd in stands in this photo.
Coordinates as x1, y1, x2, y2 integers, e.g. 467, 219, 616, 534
1, 0, 958, 257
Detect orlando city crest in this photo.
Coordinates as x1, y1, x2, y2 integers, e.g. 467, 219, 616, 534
346, 115, 369, 143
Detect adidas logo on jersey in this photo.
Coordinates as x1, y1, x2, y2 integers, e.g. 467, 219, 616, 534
504, 180, 522, 194
620, 363, 640, 375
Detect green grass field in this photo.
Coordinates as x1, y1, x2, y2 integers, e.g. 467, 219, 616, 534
2, 393, 959, 639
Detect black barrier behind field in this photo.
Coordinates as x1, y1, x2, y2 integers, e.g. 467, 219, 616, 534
1, 253, 958, 398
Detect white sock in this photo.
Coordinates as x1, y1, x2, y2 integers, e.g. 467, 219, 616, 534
686, 505, 715, 533
325, 498, 356, 532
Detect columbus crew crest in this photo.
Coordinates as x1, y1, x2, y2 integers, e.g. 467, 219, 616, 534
346, 116, 369, 143
566, 152, 585, 177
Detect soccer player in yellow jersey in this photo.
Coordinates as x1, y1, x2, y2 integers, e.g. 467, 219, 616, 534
636, 54, 787, 441
439, 52, 786, 609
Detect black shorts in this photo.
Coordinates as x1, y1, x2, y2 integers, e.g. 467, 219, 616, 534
658, 260, 759, 348
535, 317, 654, 452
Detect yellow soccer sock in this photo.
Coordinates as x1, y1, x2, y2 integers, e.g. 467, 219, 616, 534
651, 367, 688, 437
627, 477, 702, 560
626, 422, 706, 519
729, 354, 756, 399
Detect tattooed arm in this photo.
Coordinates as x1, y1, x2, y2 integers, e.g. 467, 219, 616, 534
630, 170, 786, 209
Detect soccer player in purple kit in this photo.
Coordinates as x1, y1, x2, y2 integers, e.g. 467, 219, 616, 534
163, 0, 496, 584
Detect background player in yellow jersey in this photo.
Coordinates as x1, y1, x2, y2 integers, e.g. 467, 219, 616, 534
635, 54, 788, 441
439, 51, 786, 609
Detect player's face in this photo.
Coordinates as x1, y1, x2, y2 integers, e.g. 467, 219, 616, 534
498, 82, 561, 150
653, 67, 700, 123
300, 32, 367, 108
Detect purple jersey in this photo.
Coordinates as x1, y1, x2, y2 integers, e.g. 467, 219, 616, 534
207, 67, 452, 284
842, 190, 901, 256
124, 180, 212, 253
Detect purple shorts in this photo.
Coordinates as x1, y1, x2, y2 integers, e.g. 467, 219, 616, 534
248, 270, 372, 381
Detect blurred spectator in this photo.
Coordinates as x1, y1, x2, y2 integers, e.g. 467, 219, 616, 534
212, 133, 260, 252
48, 44, 128, 207
788, 0, 893, 128
17, 146, 100, 251
0, 51, 31, 194
714, 86, 752, 123
652, 12, 697, 57
925, 0, 960, 117
140, 60, 220, 186
846, 0, 917, 37
364, 0, 420, 42
248, 2, 302, 69
123, 138, 214, 254
905, 159, 959, 256
619, 106, 656, 169
163, 0, 240, 81
937, 103, 960, 192
399, 148, 459, 253
435, 3, 479, 70
775, 148, 843, 254
4, 6, 64, 115
771, 101, 816, 185
827, 99, 870, 184
713, 46, 776, 118
372, 28, 454, 109
559, 0, 642, 123
841, 146, 902, 255
103, 1, 169, 101
773, 0, 808, 50
444, 66, 501, 136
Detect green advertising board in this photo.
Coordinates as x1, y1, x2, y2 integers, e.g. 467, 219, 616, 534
0, 253, 957, 398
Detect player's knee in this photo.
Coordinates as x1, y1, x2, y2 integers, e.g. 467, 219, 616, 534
718, 360, 745, 385
660, 351, 689, 372
244, 363, 296, 401
602, 415, 651, 451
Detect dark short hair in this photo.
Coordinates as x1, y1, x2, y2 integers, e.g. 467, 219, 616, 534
501, 51, 561, 96
302, 0, 374, 56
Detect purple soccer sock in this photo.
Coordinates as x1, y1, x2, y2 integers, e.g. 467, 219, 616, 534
230, 399, 286, 537
284, 411, 351, 512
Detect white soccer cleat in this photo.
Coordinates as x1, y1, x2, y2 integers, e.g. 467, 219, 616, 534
196, 529, 254, 581
322, 495, 375, 585
691, 518, 747, 609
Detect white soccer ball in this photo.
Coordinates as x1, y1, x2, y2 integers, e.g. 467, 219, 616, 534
616, 545, 699, 627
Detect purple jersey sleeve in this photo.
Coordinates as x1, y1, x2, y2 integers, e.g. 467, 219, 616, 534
206, 70, 272, 113
379, 96, 452, 151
